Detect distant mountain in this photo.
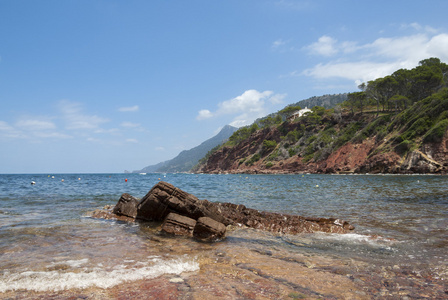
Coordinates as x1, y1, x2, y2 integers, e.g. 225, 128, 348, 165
134, 125, 238, 173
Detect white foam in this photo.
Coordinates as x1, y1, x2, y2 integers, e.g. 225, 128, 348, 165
314, 233, 396, 248
0, 257, 199, 293
46, 258, 89, 269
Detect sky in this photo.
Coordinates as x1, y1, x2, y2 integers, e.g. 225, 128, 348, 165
1, 0, 448, 173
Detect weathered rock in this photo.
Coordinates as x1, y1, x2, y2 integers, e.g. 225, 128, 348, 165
89, 205, 136, 222
113, 193, 139, 218
137, 181, 230, 225
193, 217, 226, 241
93, 181, 355, 240
212, 202, 353, 234
161, 213, 196, 236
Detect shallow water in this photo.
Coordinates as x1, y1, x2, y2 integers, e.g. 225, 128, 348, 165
0, 173, 447, 298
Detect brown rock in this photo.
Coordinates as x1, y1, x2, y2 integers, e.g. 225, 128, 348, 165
161, 213, 196, 236
137, 181, 230, 225
113, 193, 139, 218
94, 182, 355, 239
193, 217, 226, 241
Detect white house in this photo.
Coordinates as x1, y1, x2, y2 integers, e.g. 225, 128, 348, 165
287, 107, 312, 121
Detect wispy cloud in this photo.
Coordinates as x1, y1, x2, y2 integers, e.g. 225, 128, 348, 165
196, 89, 286, 127
1, 118, 72, 140
59, 100, 109, 130
16, 119, 56, 131
118, 105, 139, 112
0, 121, 25, 138
301, 24, 448, 85
120, 121, 140, 128
274, 0, 315, 11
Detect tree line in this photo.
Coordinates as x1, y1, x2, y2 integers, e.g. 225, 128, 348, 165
346, 57, 448, 114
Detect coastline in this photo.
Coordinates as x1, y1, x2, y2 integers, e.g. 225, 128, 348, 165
1, 173, 447, 299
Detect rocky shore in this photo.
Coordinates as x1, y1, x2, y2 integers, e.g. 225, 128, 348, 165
196, 119, 448, 175
90, 181, 354, 240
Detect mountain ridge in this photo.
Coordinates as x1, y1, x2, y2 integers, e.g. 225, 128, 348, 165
134, 125, 238, 173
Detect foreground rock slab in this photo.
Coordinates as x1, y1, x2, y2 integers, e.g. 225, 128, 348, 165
161, 212, 196, 236
137, 181, 230, 225
113, 193, 139, 218
193, 217, 227, 240
90, 181, 354, 241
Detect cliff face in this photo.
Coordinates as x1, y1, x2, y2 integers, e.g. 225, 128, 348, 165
196, 116, 448, 175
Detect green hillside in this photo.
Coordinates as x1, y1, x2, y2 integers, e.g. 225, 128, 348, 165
196, 58, 448, 174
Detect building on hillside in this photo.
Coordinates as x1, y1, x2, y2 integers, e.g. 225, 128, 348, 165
287, 107, 312, 121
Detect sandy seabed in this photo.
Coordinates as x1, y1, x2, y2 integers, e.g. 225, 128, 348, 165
2, 229, 447, 300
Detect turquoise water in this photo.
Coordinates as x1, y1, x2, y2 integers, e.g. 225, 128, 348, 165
0, 173, 447, 293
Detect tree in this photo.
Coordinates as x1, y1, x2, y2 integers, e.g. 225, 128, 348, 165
347, 91, 366, 114
389, 95, 410, 112
409, 65, 444, 101
278, 105, 301, 119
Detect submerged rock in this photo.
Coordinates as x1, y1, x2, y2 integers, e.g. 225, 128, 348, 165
161, 213, 196, 236
92, 181, 354, 241
193, 217, 227, 241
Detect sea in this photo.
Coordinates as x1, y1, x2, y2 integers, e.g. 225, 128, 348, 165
0, 173, 447, 299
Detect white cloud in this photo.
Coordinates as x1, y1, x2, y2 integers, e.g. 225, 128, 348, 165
302, 28, 448, 84
306, 35, 338, 56
118, 105, 139, 112
197, 89, 285, 127
155, 146, 165, 151
218, 90, 273, 115
302, 61, 401, 83
196, 109, 213, 120
59, 100, 109, 130
125, 138, 138, 143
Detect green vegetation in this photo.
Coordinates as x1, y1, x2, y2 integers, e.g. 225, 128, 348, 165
197, 57, 448, 171
262, 139, 277, 154
344, 57, 448, 115
245, 153, 261, 166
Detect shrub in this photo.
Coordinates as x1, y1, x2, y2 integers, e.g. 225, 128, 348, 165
395, 140, 412, 154
262, 139, 277, 154
423, 119, 448, 143
265, 162, 274, 168
245, 153, 261, 166
288, 148, 297, 157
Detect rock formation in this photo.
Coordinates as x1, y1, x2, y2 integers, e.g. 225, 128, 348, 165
90, 181, 354, 241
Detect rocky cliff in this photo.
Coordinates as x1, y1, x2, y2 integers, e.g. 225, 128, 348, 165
196, 109, 448, 175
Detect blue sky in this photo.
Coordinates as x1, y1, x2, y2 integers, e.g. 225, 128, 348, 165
1, 0, 448, 173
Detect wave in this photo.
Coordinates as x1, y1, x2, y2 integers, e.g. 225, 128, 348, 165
0, 257, 199, 293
